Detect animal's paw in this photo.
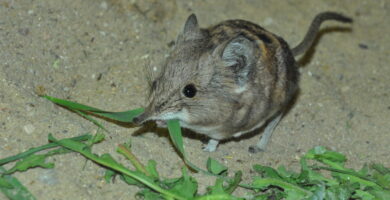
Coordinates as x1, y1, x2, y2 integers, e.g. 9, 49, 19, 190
202, 139, 219, 152
248, 145, 265, 153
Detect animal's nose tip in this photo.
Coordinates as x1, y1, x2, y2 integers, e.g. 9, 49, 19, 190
132, 116, 140, 124
132, 116, 143, 125
132, 113, 147, 125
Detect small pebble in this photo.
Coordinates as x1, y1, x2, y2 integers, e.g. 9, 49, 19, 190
23, 124, 35, 134
358, 43, 368, 49
263, 17, 273, 26
100, 1, 108, 10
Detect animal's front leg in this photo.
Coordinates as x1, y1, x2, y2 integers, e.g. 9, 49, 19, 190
202, 139, 219, 152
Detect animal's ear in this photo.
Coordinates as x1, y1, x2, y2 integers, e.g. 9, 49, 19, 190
221, 35, 256, 66
219, 35, 258, 85
183, 14, 199, 34
180, 14, 204, 41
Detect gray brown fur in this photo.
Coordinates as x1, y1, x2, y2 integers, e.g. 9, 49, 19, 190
133, 12, 352, 152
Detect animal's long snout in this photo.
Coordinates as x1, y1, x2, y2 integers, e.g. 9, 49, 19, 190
132, 112, 148, 125
132, 107, 155, 125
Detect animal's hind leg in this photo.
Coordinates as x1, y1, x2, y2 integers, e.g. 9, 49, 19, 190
249, 113, 283, 153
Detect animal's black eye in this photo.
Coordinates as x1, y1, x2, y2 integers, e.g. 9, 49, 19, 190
182, 84, 197, 98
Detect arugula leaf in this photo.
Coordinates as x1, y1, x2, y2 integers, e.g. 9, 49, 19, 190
49, 134, 187, 200
207, 178, 227, 195
0, 177, 13, 189
207, 158, 228, 175
0, 134, 91, 166
104, 169, 116, 183
167, 168, 198, 199
305, 146, 346, 169
146, 160, 159, 180
0, 167, 36, 200
166, 119, 212, 175
44, 95, 144, 123
4, 154, 54, 175
224, 171, 242, 194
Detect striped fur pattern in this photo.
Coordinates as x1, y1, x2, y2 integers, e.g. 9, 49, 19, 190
133, 12, 352, 151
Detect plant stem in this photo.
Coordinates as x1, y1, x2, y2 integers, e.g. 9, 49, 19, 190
251, 178, 312, 197
50, 135, 187, 200
0, 134, 91, 166
117, 144, 149, 176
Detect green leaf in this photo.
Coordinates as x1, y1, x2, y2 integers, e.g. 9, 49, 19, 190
73, 109, 108, 132
285, 188, 307, 200
253, 164, 283, 179
0, 134, 91, 166
317, 166, 381, 189
251, 177, 312, 197
304, 147, 383, 190
325, 185, 352, 200
305, 146, 346, 169
44, 95, 144, 122
121, 174, 144, 186
358, 164, 370, 177
377, 173, 390, 190
167, 119, 185, 156
91, 132, 106, 144
277, 165, 298, 179
307, 183, 326, 200
48, 134, 89, 153
86, 132, 106, 147
353, 190, 375, 200
372, 163, 390, 175
167, 119, 209, 174
117, 143, 149, 176
168, 168, 198, 199
146, 160, 159, 179
208, 178, 226, 195
0, 166, 36, 200
207, 158, 227, 175
196, 194, 243, 200
5, 154, 54, 174
178, 168, 198, 196
49, 134, 187, 200
100, 154, 122, 166
160, 177, 182, 188
205, 177, 244, 200
224, 171, 242, 194
0, 177, 13, 189
251, 194, 272, 200
136, 189, 163, 200
300, 158, 339, 186
104, 169, 116, 183
369, 189, 390, 200
372, 164, 390, 190
38, 94, 390, 199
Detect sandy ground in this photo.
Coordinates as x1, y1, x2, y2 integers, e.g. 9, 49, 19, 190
0, 0, 389, 199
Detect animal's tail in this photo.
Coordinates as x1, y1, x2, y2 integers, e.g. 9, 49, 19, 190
292, 12, 352, 57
